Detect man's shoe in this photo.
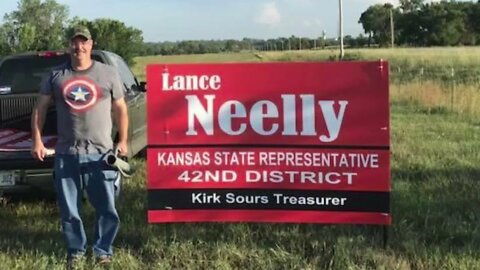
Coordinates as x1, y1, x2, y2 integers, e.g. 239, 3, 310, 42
96, 255, 113, 266
66, 254, 84, 270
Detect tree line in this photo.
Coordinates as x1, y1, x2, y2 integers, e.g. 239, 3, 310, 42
140, 37, 354, 56
359, 0, 480, 47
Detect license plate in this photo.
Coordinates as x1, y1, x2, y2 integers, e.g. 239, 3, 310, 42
0, 172, 16, 187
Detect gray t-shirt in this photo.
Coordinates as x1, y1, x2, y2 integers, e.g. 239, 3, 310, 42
40, 61, 124, 154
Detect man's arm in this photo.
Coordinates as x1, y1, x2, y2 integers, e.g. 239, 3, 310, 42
31, 95, 52, 161
112, 97, 129, 156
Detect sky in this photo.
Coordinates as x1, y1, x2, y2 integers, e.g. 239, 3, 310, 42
0, 0, 455, 42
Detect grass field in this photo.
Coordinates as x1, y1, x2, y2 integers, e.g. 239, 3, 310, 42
1, 48, 480, 269
134, 47, 480, 119
134, 47, 480, 84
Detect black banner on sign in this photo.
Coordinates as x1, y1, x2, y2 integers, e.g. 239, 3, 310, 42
148, 189, 390, 213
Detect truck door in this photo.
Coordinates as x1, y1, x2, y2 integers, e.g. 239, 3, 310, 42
107, 52, 146, 156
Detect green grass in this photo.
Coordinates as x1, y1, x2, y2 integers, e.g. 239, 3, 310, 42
1, 49, 480, 269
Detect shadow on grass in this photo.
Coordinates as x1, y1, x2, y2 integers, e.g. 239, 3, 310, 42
391, 166, 480, 252
0, 192, 64, 257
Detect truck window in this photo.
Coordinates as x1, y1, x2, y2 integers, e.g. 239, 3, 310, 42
0, 54, 104, 95
0, 56, 68, 94
107, 52, 137, 92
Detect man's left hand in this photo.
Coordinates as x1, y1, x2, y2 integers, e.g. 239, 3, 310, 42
116, 141, 128, 157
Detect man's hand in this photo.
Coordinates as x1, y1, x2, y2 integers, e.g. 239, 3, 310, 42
31, 94, 52, 162
112, 97, 128, 157
115, 140, 128, 157
31, 141, 47, 162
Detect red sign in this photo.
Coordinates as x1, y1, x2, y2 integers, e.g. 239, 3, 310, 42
147, 62, 390, 225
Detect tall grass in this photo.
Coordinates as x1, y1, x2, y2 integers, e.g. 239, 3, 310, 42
391, 82, 480, 119
262, 47, 480, 84
134, 47, 480, 84
133, 47, 480, 119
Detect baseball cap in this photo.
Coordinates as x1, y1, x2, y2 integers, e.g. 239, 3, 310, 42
70, 26, 92, 40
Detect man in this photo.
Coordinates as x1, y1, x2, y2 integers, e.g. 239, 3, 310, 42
31, 26, 128, 267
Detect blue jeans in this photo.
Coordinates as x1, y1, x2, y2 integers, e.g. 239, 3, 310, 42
54, 153, 120, 258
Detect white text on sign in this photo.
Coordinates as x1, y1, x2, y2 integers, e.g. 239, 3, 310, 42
185, 95, 348, 142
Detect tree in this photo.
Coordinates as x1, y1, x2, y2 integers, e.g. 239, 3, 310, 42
419, 2, 467, 46
395, 0, 424, 45
360, 0, 477, 46
0, 23, 16, 56
67, 18, 143, 65
465, 1, 480, 44
0, 0, 68, 55
355, 34, 368, 47
358, 4, 397, 47
399, 0, 424, 13
225, 39, 240, 52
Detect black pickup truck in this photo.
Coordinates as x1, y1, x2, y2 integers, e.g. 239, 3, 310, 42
0, 50, 146, 195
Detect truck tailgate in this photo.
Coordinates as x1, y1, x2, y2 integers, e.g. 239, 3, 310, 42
0, 128, 56, 169
0, 151, 54, 169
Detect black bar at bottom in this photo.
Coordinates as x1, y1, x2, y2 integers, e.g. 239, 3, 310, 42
148, 189, 390, 213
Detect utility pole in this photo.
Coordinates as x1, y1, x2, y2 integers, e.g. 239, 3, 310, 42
299, 37, 302, 50
322, 30, 326, 49
390, 8, 395, 48
339, 0, 344, 59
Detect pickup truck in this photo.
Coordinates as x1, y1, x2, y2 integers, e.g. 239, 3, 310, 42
0, 50, 146, 195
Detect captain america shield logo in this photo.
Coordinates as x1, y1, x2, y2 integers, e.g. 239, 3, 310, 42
62, 77, 102, 112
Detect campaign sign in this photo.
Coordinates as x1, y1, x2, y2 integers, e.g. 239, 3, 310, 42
147, 62, 390, 224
